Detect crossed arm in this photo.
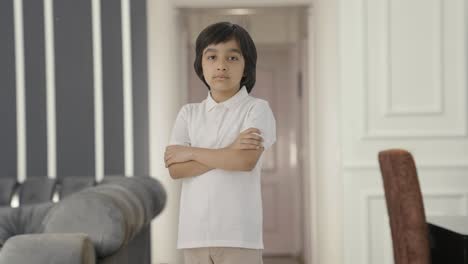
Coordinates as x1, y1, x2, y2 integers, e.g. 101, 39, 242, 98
165, 128, 264, 179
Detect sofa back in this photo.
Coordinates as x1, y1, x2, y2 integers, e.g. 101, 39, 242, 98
1, 176, 98, 207
0, 179, 16, 207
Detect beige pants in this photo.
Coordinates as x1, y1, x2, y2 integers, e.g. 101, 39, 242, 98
183, 247, 263, 264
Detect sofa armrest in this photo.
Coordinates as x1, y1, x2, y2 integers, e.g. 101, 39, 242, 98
43, 176, 166, 258
0, 233, 96, 264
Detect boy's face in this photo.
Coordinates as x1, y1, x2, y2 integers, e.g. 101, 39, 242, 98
201, 38, 245, 95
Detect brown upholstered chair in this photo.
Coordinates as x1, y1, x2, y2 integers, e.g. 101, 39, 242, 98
378, 149, 431, 264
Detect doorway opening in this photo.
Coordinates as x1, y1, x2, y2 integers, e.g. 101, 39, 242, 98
179, 7, 310, 264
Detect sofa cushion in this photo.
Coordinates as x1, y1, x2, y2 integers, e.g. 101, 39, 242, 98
0, 207, 15, 248
19, 177, 56, 205
80, 184, 145, 242
0, 233, 95, 264
42, 190, 126, 257
133, 176, 166, 218
0, 202, 53, 247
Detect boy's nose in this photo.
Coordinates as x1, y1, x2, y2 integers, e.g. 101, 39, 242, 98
217, 62, 227, 71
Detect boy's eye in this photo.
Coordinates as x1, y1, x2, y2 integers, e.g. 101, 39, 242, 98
207, 55, 216, 60
228, 56, 239, 61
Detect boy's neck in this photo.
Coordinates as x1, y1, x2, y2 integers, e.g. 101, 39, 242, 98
210, 87, 241, 103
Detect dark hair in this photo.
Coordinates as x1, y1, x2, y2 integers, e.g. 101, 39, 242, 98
193, 22, 257, 93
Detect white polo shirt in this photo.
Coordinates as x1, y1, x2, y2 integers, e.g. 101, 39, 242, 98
169, 86, 276, 249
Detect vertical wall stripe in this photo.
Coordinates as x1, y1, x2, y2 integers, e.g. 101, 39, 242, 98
13, 0, 27, 183
92, 0, 104, 182
55, 0, 95, 177
44, 0, 57, 179
0, 0, 17, 178
131, 0, 149, 176
102, 0, 124, 176
24, 0, 47, 177
122, 0, 134, 177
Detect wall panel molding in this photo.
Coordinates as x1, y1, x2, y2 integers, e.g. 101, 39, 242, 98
92, 0, 104, 181
383, 0, 444, 116
13, 0, 26, 182
344, 162, 468, 170
361, 0, 467, 139
362, 191, 468, 264
121, 0, 134, 177
44, 0, 57, 179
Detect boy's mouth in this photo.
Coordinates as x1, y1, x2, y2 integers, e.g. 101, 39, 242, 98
214, 76, 229, 80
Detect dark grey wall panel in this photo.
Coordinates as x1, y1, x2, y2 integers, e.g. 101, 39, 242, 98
54, 0, 95, 177
24, 0, 47, 177
0, 0, 17, 178
131, 0, 149, 176
1, 0, 148, 180
102, 0, 124, 175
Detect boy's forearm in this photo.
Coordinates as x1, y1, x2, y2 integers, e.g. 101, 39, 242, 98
190, 147, 261, 171
168, 160, 213, 179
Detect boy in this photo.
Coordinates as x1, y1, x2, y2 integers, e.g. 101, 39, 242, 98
164, 22, 276, 264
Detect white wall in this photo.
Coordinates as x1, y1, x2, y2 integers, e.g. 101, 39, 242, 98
147, 1, 185, 264
340, 0, 468, 263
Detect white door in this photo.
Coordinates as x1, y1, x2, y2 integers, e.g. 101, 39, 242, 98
187, 44, 303, 257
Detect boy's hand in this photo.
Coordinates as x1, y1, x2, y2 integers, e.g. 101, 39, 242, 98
228, 128, 264, 150
165, 145, 193, 167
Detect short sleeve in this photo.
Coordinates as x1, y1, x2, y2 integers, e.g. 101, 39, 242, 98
169, 105, 191, 146
241, 100, 276, 150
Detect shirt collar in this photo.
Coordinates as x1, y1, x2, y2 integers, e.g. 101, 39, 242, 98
205, 86, 248, 112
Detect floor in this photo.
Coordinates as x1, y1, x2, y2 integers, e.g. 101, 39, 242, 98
263, 257, 301, 264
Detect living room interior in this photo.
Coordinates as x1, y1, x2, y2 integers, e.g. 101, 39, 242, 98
1, 0, 467, 264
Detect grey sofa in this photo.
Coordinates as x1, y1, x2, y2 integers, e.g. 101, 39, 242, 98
0, 176, 166, 264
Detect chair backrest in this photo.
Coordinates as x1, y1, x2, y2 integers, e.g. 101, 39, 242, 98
378, 149, 430, 264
